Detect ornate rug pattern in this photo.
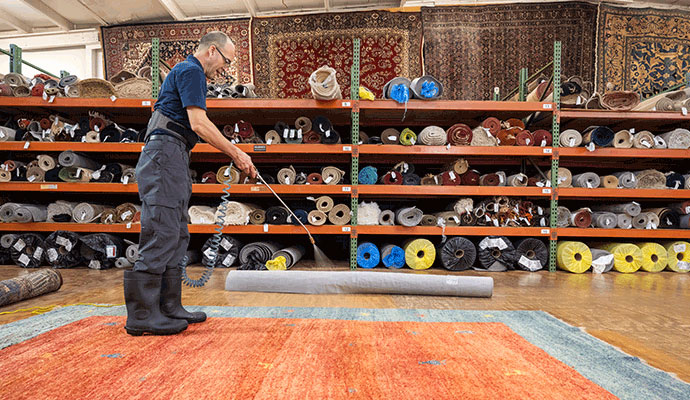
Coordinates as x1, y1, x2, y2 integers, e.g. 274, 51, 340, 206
421, 2, 597, 100
596, 5, 690, 98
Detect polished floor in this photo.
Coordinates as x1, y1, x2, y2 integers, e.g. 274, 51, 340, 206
1, 263, 689, 383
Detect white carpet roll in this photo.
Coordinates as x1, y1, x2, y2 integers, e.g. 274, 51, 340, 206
358, 202, 381, 225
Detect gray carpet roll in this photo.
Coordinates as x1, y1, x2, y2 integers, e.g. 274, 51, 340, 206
378, 210, 395, 226
58, 150, 100, 170
590, 248, 615, 273
72, 203, 106, 223
125, 244, 139, 263
271, 246, 306, 269
1, 234, 18, 250
631, 213, 650, 230
14, 204, 47, 223
595, 202, 641, 217
617, 214, 633, 229
592, 212, 618, 229
659, 129, 690, 149
557, 206, 571, 228
572, 173, 601, 188
634, 170, 666, 189
612, 172, 636, 189
238, 241, 281, 268
0, 203, 21, 222
395, 207, 424, 227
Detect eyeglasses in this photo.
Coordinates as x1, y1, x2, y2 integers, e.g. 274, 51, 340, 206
214, 46, 232, 66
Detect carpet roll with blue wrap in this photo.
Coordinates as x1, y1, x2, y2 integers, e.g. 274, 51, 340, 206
357, 242, 380, 269
287, 209, 308, 225
358, 166, 378, 185
583, 126, 615, 147
381, 244, 405, 269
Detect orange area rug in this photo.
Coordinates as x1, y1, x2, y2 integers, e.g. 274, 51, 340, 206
1, 315, 614, 399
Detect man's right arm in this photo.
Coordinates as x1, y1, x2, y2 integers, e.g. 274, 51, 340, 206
187, 106, 256, 178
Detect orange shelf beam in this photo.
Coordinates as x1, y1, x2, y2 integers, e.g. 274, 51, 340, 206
358, 144, 553, 156
557, 148, 690, 159
0, 223, 351, 235
357, 185, 551, 197
0, 142, 352, 154
559, 188, 690, 199
206, 98, 354, 110
557, 228, 690, 239
0, 97, 154, 109
359, 100, 555, 112
355, 226, 550, 237
560, 109, 690, 121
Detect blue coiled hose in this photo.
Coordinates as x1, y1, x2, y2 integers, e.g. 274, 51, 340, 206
181, 162, 234, 287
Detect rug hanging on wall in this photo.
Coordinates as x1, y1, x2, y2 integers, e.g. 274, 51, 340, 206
100, 19, 253, 86
596, 5, 690, 98
251, 10, 423, 99
421, 2, 597, 100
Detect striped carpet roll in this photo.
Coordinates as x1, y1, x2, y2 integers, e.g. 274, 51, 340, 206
590, 248, 614, 273
515, 238, 548, 271
404, 239, 435, 270
357, 242, 380, 269
10, 233, 45, 268
664, 241, 690, 273
637, 242, 668, 273
358, 202, 381, 225
328, 204, 351, 225
599, 243, 642, 273
72, 203, 106, 223
439, 237, 476, 271
477, 236, 516, 271
556, 241, 592, 273
380, 244, 405, 269
0, 269, 62, 307
44, 231, 82, 269
378, 210, 395, 225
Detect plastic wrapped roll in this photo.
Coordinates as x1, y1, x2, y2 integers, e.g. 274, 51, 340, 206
381, 170, 404, 185
239, 241, 281, 269
532, 130, 552, 147
515, 130, 534, 146
357, 242, 380, 269
0, 269, 63, 308
358, 202, 381, 225
217, 165, 240, 184
637, 243, 668, 273
395, 206, 424, 227
58, 150, 99, 170
572, 173, 601, 189
592, 212, 618, 229
201, 235, 241, 268
659, 128, 690, 149
600, 243, 642, 273
188, 206, 217, 224
277, 166, 296, 185
381, 128, 400, 144
477, 236, 517, 271
418, 126, 447, 146
328, 204, 351, 225
665, 172, 685, 190
557, 206, 571, 228
461, 170, 480, 185
378, 210, 395, 225
590, 248, 615, 274
321, 166, 345, 185
358, 166, 378, 185
632, 131, 655, 149
634, 169, 666, 189
514, 238, 548, 271
664, 241, 690, 273
439, 237, 476, 271
559, 129, 583, 147
78, 234, 126, 270
308, 210, 327, 226
612, 130, 633, 148
265, 206, 289, 225
44, 231, 82, 268
403, 239, 435, 270
270, 246, 306, 270
402, 173, 421, 185
10, 233, 45, 268
583, 126, 615, 147
380, 244, 405, 269
547, 167, 572, 187
506, 173, 528, 187
600, 175, 619, 188
447, 123, 472, 146
617, 214, 633, 229
556, 241, 592, 273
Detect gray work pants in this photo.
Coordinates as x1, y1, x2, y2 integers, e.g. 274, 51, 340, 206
133, 136, 192, 275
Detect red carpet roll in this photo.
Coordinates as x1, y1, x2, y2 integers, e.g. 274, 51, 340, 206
447, 123, 473, 146
496, 128, 518, 146
381, 171, 404, 185
481, 117, 501, 135
570, 208, 592, 228
461, 170, 480, 185
515, 130, 534, 146
532, 130, 552, 146
480, 173, 500, 186
440, 170, 462, 185
302, 130, 321, 144
307, 173, 323, 184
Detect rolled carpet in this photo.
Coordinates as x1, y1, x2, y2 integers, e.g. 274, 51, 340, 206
547, 167, 572, 187
421, 174, 442, 186
612, 171, 636, 189
612, 130, 633, 148
1, 203, 29, 222
506, 173, 528, 187
420, 214, 437, 226
632, 131, 655, 149
381, 128, 400, 144
477, 236, 517, 271
248, 209, 266, 225
617, 214, 633, 229
496, 128, 518, 146
559, 129, 582, 147
514, 238, 548, 271
121, 168, 137, 184
395, 206, 424, 227
404, 239, 436, 270
265, 206, 289, 225
435, 211, 461, 227
572, 173, 601, 189
646, 212, 660, 230
418, 126, 447, 146
470, 126, 498, 146
453, 198, 474, 216
358, 166, 378, 185
201, 171, 217, 184
600, 175, 619, 189
685, 174, 690, 190
601, 91, 640, 111
634, 170, 666, 189
25, 165, 45, 182
10, 233, 45, 268
439, 237, 476, 271
665, 172, 685, 190
321, 166, 345, 185
570, 208, 592, 228
308, 210, 327, 226
265, 130, 282, 144
357, 242, 380, 269
115, 203, 140, 223
58, 150, 100, 170
447, 123, 472, 146
664, 241, 690, 273
532, 130, 552, 147
0, 269, 62, 308
319, 127, 341, 146
599, 243, 643, 273
277, 166, 296, 185
654, 136, 668, 149
556, 241, 592, 273
402, 173, 421, 185
480, 173, 501, 186
460, 170, 480, 186
358, 202, 381, 225
515, 130, 534, 146
238, 241, 281, 270
44, 231, 82, 268
201, 235, 241, 268
378, 210, 395, 225
637, 242, 668, 273
399, 128, 417, 146
14, 204, 47, 223
328, 204, 351, 225
302, 130, 321, 144
380, 244, 405, 269
592, 212, 618, 229
188, 206, 217, 224
481, 117, 501, 135
126, 244, 139, 264
219, 202, 257, 225
217, 165, 241, 184
381, 170, 404, 185
658, 129, 690, 149
306, 172, 323, 184
644, 208, 680, 229
556, 206, 571, 228
59, 167, 93, 183
47, 201, 77, 222
583, 126, 615, 147
72, 203, 106, 223
590, 249, 615, 274
79, 233, 126, 270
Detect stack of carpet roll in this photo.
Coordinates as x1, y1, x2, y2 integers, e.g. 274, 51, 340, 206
544, 167, 684, 190
558, 127, 690, 150
558, 202, 685, 230
1, 72, 82, 99
361, 119, 552, 147
0, 112, 140, 143
0, 200, 142, 225
1, 153, 136, 184
632, 88, 690, 112
556, 240, 689, 273
207, 83, 257, 99
221, 115, 342, 145
208, 164, 346, 185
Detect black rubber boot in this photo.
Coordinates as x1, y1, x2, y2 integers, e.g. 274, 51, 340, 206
160, 267, 207, 324
124, 270, 188, 336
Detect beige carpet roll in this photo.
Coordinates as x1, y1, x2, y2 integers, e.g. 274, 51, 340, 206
600, 175, 619, 188
654, 135, 667, 149
601, 91, 640, 111
659, 129, 690, 149
100, 208, 117, 224
632, 131, 655, 149
72, 203, 106, 223
560, 129, 582, 147
47, 201, 77, 222
421, 174, 442, 186
249, 209, 266, 225
547, 167, 572, 187
309, 65, 342, 100
85, 131, 100, 142
646, 212, 660, 229
308, 210, 327, 226
188, 206, 217, 225
328, 204, 351, 225
295, 117, 312, 133
572, 173, 601, 189
448, 158, 469, 175
0, 169, 10, 182
218, 202, 257, 225
277, 166, 296, 185
265, 130, 282, 145
314, 196, 334, 213
37, 154, 57, 171
116, 203, 140, 223
25, 165, 45, 182
452, 198, 474, 216
435, 211, 461, 227
506, 173, 528, 187
634, 170, 666, 189
612, 130, 633, 148
121, 168, 137, 184
58, 150, 100, 170
217, 165, 241, 184
321, 166, 345, 185
470, 126, 498, 146
418, 126, 447, 146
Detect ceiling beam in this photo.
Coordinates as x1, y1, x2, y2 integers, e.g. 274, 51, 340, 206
18, 0, 73, 31
241, 0, 257, 17
157, 0, 187, 21
324, 0, 330, 11
75, 0, 109, 25
0, 12, 31, 34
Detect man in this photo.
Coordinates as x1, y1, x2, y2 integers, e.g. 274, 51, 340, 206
124, 31, 256, 336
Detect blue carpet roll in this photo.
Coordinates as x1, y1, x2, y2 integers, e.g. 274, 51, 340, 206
287, 209, 309, 225
358, 166, 378, 185
381, 244, 405, 269
357, 242, 380, 269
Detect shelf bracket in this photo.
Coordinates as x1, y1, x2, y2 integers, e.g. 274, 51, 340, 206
152, 37, 160, 99
549, 40, 562, 272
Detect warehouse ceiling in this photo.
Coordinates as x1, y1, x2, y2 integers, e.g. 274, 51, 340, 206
0, 0, 689, 37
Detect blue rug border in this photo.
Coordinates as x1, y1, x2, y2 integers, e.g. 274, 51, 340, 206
1, 305, 689, 400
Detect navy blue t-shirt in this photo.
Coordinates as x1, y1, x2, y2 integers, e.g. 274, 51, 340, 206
153, 55, 207, 131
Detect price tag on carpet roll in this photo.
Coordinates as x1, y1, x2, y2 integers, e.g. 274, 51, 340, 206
126, 222, 132, 229
683, 107, 688, 116
222, 255, 235, 267
203, 247, 216, 259
674, 244, 686, 253
342, 226, 351, 232
518, 256, 541, 272
105, 245, 117, 258
13, 239, 26, 252
33, 247, 44, 260
56, 236, 72, 251
89, 260, 101, 269
110, 95, 117, 102
221, 238, 232, 251
542, 148, 552, 154
586, 143, 596, 152
677, 261, 690, 271
18, 254, 30, 266
47, 248, 58, 262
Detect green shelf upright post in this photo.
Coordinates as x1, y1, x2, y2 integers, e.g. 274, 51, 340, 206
519, 68, 528, 101
350, 38, 361, 270
9, 44, 22, 74
152, 38, 160, 99
60, 70, 70, 78
492, 87, 500, 101
549, 41, 562, 272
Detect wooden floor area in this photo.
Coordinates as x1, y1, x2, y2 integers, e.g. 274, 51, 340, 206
1, 263, 689, 383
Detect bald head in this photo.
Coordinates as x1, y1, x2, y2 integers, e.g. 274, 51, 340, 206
197, 31, 232, 52
194, 31, 236, 79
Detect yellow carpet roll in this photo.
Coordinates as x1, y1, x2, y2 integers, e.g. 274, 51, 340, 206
664, 241, 690, 273
403, 239, 436, 270
556, 241, 592, 273
600, 243, 642, 273
636, 243, 668, 273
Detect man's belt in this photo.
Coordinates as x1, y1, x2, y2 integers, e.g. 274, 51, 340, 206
145, 110, 198, 150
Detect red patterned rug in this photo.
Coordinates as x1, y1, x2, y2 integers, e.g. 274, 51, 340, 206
100, 19, 253, 85
251, 10, 423, 99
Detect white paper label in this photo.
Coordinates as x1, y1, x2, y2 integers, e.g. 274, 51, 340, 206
677, 261, 690, 271
448, 171, 455, 180
267, 138, 273, 145
56, 236, 72, 251
47, 248, 58, 262
388, 136, 397, 141
324, 176, 333, 184
24, 141, 30, 149
141, 101, 151, 106
542, 188, 551, 194
569, 138, 575, 147
685, 206, 690, 214
222, 254, 236, 267
110, 95, 117, 102
89, 260, 101, 269
341, 101, 351, 107
342, 226, 351, 232
92, 170, 101, 180
541, 229, 550, 234
263, 224, 268, 232
536, 181, 545, 187
203, 247, 216, 259
518, 255, 542, 271
342, 146, 351, 151
49, 95, 55, 103
104, 245, 116, 258
285, 177, 291, 185
683, 107, 688, 116
542, 103, 553, 109
541, 139, 547, 147
342, 186, 351, 192
586, 143, 596, 152
18, 253, 30, 266
642, 140, 652, 148
28, 175, 36, 182
126, 222, 132, 229
674, 244, 686, 253
13, 239, 26, 252
542, 148, 552, 154
33, 247, 43, 260
221, 238, 232, 251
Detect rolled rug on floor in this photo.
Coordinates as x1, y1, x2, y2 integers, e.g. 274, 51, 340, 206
547, 167, 572, 187
572, 172, 601, 189
277, 166, 296, 185
599, 243, 643, 273
239, 242, 281, 270
404, 239, 436, 270
439, 237, 476, 271
188, 206, 217, 225
380, 244, 405, 269
583, 126, 615, 147
612, 171, 636, 189
556, 206, 571, 228
617, 214, 633, 229
658, 128, 690, 149
10, 233, 45, 268
532, 130, 552, 147
58, 150, 100, 170
395, 206, 424, 227
358, 202, 381, 225
556, 241, 592, 273
399, 128, 417, 146
632, 131, 655, 149
321, 166, 345, 185
72, 203, 106, 223
79, 233, 126, 270
47, 201, 77, 222
357, 242, 380, 269
126, 244, 139, 264
381, 128, 400, 144
664, 241, 690, 273
358, 166, 378, 185
447, 123, 472, 146
269, 246, 306, 270
592, 212, 618, 229
665, 172, 685, 190
514, 238, 548, 271
201, 235, 241, 268
328, 204, 351, 225
308, 210, 327, 226
378, 210, 395, 225
477, 236, 517, 271
590, 248, 615, 274
44, 231, 82, 269
634, 170, 666, 189
636, 242, 668, 273
0, 269, 62, 308
612, 130, 633, 148
559, 129, 582, 147
219, 202, 257, 225
600, 175, 619, 188
418, 126, 447, 146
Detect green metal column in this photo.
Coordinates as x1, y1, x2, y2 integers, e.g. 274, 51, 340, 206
549, 41, 562, 272
151, 38, 160, 99
9, 44, 22, 74
518, 68, 528, 101
60, 70, 70, 78
350, 38, 361, 270
492, 87, 500, 101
